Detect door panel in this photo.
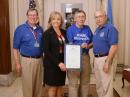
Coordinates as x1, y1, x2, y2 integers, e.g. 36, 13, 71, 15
0, 0, 11, 74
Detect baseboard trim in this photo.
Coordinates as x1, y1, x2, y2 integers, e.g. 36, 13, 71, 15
0, 72, 16, 86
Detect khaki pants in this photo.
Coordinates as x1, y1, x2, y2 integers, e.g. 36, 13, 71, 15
21, 56, 43, 97
67, 54, 91, 97
94, 56, 113, 97
113, 55, 117, 80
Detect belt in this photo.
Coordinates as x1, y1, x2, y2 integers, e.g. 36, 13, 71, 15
82, 50, 88, 55
82, 52, 88, 55
21, 54, 41, 59
94, 53, 108, 57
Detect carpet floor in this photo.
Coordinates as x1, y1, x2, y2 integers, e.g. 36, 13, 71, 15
42, 84, 120, 97
87, 84, 120, 97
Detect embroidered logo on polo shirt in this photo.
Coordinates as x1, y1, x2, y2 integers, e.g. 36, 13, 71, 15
100, 32, 105, 37
26, 34, 30, 37
40, 32, 42, 35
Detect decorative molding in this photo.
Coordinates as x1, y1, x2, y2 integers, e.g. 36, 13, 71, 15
0, 72, 16, 86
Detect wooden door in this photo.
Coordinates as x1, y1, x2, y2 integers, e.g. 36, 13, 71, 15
0, 0, 11, 74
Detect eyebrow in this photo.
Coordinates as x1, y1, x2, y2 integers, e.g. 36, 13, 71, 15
95, 15, 104, 17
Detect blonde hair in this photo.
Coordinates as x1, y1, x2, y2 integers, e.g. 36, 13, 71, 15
48, 11, 64, 28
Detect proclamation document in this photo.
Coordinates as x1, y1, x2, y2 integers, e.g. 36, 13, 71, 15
64, 44, 81, 69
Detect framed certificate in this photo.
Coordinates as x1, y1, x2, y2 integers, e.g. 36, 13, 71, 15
64, 44, 81, 69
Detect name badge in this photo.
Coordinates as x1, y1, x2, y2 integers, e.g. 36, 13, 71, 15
34, 41, 40, 47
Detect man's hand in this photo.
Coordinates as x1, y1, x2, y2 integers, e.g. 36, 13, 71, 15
81, 43, 89, 48
16, 63, 22, 74
103, 61, 111, 73
13, 49, 21, 74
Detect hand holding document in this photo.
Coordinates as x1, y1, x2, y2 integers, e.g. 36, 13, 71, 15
64, 44, 81, 69
81, 43, 89, 49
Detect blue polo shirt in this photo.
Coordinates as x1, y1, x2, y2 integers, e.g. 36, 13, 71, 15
93, 23, 118, 54
13, 22, 44, 56
67, 24, 93, 53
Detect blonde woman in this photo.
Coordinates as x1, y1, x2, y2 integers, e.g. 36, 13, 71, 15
43, 11, 68, 97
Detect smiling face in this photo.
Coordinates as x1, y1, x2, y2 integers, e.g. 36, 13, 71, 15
74, 11, 86, 27
48, 11, 63, 29
95, 10, 107, 27
26, 9, 39, 26
51, 14, 62, 28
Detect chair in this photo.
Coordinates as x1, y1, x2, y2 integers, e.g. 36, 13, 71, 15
122, 68, 130, 88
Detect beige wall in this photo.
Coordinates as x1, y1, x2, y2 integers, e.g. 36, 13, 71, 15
9, 0, 44, 70
9, 0, 130, 67
113, 0, 125, 65
113, 0, 130, 66
125, 0, 130, 66
9, 0, 28, 70
43, 0, 97, 31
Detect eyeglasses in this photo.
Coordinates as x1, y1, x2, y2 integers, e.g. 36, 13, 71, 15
76, 16, 86, 18
95, 15, 105, 19
27, 14, 38, 17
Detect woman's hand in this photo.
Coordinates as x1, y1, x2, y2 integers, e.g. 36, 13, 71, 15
58, 63, 67, 71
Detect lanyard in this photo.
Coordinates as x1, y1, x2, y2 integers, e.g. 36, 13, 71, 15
30, 27, 38, 41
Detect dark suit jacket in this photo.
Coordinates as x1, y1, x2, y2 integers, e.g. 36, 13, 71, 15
43, 27, 68, 69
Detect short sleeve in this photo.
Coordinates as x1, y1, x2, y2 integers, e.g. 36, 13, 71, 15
108, 26, 118, 45
13, 26, 23, 49
67, 27, 73, 43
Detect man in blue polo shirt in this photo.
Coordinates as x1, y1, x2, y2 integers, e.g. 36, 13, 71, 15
13, 8, 43, 97
67, 10, 93, 97
93, 10, 118, 97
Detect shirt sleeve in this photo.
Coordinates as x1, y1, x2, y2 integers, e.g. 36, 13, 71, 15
67, 27, 73, 43
13, 26, 23, 49
88, 26, 93, 43
108, 26, 118, 45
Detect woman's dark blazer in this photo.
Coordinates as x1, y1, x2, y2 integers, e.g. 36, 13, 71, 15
43, 27, 68, 86
43, 27, 68, 69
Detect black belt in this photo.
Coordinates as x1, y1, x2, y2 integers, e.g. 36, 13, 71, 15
94, 53, 108, 57
21, 54, 41, 59
82, 50, 88, 55
82, 52, 88, 55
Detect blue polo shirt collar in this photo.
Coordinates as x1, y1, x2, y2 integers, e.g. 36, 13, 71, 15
96, 23, 108, 34
25, 21, 40, 30
98, 23, 108, 29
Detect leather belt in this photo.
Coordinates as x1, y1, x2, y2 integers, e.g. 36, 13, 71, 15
82, 52, 88, 55
21, 54, 41, 59
94, 53, 108, 57
82, 50, 88, 55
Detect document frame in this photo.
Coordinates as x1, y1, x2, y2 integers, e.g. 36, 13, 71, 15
64, 44, 82, 69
